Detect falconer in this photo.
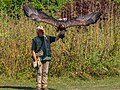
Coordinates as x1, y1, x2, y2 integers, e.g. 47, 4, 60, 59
31, 26, 64, 90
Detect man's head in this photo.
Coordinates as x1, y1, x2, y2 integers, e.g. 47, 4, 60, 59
36, 26, 45, 36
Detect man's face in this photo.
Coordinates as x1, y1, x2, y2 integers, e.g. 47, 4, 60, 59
37, 29, 45, 36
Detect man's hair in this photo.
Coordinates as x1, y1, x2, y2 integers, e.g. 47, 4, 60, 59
36, 26, 44, 32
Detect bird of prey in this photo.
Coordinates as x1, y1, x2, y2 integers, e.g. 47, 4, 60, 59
23, 5, 102, 31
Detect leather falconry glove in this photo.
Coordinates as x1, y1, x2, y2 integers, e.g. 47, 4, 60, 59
58, 31, 65, 39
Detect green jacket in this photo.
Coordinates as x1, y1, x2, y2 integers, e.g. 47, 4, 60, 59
32, 35, 56, 61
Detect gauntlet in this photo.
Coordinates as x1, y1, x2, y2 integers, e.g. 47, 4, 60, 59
58, 31, 65, 39
33, 50, 43, 68
33, 58, 41, 68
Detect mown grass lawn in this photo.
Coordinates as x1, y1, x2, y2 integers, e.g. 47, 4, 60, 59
0, 76, 120, 90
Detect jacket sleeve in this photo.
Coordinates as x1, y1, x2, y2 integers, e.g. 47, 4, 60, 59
49, 36, 56, 43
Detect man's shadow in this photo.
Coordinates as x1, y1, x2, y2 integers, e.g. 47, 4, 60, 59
0, 86, 35, 90
0, 86, 56, 90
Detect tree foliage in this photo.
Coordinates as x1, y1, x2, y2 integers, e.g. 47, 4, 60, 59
0, 0, 69, 18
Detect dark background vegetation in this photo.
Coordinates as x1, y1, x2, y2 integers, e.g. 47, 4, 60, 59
0, 0, 120, 80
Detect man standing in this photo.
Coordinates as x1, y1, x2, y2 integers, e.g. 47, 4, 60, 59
31, 26, 64, 90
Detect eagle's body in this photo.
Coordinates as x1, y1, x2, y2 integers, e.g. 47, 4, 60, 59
23, 5, 102, 31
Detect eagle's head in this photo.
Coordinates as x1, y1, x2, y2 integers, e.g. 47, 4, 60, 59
57, 24, 66, 32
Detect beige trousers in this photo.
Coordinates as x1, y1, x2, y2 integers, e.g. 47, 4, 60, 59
36, 60, 49, 89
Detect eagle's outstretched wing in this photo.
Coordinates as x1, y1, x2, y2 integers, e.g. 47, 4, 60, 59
65, 11, 102, 28
23, 5, 102, 31
23, 5, 60, 27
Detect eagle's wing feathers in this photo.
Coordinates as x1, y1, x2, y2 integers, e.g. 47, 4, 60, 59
65, 11, 102, 28
23, 5, 102, 31
23, 5, 59, 27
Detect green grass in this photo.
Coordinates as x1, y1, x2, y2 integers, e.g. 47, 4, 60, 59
0, 76, 120, 90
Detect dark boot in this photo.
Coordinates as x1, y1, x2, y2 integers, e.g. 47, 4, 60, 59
36, 86, 41, 90
42, 87, 49, 90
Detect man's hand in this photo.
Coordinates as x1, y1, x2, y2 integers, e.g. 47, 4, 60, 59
33, 60, 38, 68
33, 58, 41, 68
